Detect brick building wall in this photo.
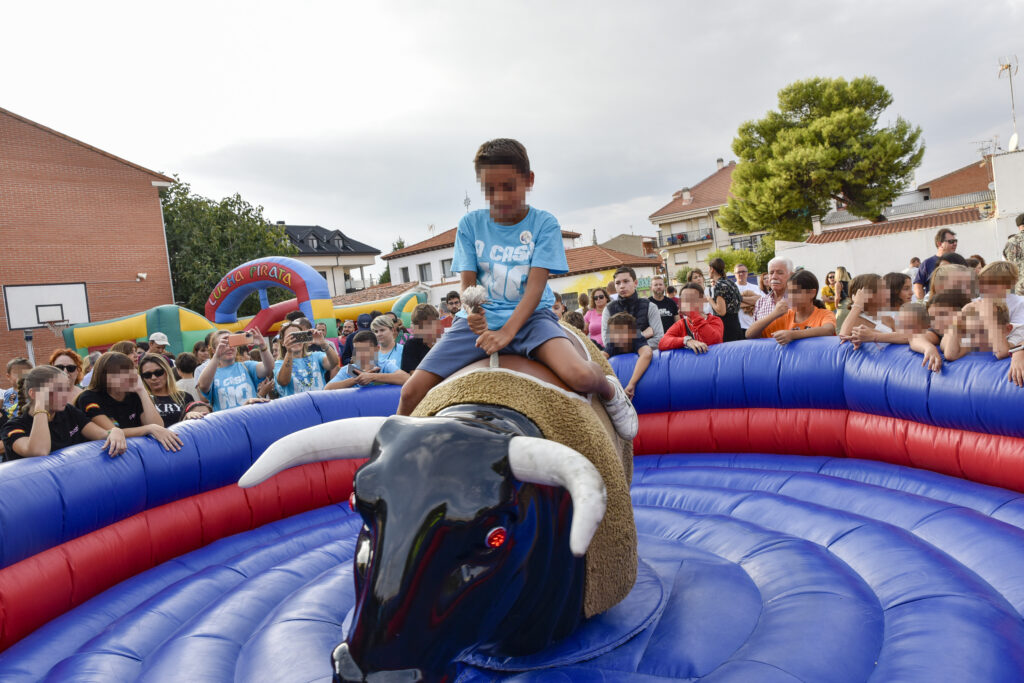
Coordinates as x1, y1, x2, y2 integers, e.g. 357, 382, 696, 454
921, 157, 994, 200
0, 108, 174, 387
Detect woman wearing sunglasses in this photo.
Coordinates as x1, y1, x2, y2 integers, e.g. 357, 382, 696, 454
47, 348, 86, 404
139, 354, 195, 427
585, 288, 610, 347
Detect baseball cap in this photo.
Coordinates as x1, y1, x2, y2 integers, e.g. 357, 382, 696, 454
356, 313, 372, 329
149, 332, 170, 345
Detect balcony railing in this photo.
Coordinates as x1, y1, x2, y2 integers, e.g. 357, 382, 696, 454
657, 228, 713, 248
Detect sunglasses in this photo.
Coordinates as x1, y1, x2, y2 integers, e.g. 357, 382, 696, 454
945, 239, 958, 244
55, 364, 78, 374
140, 369, 166, 380
593, 294, 606, 300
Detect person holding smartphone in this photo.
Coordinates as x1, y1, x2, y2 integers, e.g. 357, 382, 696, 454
326, 330, 398, 389
196, 329, 275, 411
274, 323, 339, 396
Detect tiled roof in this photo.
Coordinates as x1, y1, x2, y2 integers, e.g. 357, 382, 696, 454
330, 281, 421, 306
822, 190, 994, 225
285, 224, 380, 255
0, 106, 173, 182
560, 245, 663, 277
806, 207, 983, 245
649, 162, 736, 220
383, 227, 583, 260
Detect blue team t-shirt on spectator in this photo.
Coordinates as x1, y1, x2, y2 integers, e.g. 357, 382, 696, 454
273, 352, 327, 397
375, 345, 403, 371
451, 207, 569, 330
200, 361, 262, 411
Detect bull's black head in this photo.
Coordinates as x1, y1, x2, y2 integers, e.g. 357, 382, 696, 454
336, 406, 587, 682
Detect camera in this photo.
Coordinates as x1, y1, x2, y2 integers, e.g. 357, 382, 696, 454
291, 330, 314, 344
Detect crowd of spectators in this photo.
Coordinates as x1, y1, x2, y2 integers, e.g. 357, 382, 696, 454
3, 216, 1023, 463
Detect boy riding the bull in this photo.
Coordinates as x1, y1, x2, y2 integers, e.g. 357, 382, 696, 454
396, 138, 638, 440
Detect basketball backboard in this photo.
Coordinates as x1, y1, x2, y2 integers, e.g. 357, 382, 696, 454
3, 283, 90, 330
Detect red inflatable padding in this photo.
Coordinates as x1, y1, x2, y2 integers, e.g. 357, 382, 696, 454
636, 409, 1024, 493
0, 458, 365, 651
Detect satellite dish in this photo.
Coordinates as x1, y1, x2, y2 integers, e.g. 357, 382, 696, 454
1010, 132, 1020, 152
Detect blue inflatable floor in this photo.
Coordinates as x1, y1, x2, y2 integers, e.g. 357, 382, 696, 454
4, 453, 1024, 682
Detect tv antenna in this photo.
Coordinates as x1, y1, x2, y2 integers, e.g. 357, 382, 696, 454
463, 191, 471, 214
999, 55, 1019, 151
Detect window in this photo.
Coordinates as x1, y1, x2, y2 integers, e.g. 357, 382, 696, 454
561, 292, 579, 312
308, 236, 319, 250
673, 252, 688, 265
441, 258, 453, 278
729, 234, 764, 252
418, 263, 433, 282
400, 266, 410, 283
317, 270, 328, 281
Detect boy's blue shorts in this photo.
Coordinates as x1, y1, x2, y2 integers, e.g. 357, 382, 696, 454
416, 308, 568, 378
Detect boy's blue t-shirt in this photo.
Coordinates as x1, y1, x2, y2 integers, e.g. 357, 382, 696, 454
200, 361, 262, 411
451, 207, 568, 330
329, 358, 400, 388
273, 352, 328, 397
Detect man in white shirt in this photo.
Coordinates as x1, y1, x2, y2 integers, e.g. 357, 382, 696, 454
733, 263, 763, 334
903, 257, 921, 299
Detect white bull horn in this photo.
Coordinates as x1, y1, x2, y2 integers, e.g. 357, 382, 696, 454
239, 416, 387, 488
507, 436, 607, 557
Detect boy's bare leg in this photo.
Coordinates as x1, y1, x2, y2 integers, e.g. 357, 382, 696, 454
532, 337, 613, 400
397, 369, 443, 415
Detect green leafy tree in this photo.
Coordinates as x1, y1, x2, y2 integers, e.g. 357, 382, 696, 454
706, 247, 759, 275
161, 177, 297, 316
753, 235, 776, 274
377, 237, 406, 285
673, 267, 692, 285
718, 76, 924, 241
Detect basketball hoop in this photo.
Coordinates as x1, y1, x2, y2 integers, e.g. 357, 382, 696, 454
43, 320, 70, 337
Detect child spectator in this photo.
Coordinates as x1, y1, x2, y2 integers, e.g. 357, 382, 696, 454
840, 274, 895, 338
976, 261, 1024, 387
659, 283, 724, 354
76, 352, 182, 452
140, 353, 194, 426
326, 330, 397, 389
401, 303, 444, 374
2, 358, 33, 419
397, 138, 637, 439
180, 400, 213, 421
341, 313, 373, 365
942, 299, 1012, 361
552, 293, 566, 318
604, 312, 653, 399
562, 310, 587, 334
47, 348, 86, 404
686, 269, 715, 316
81, 351, 101, 387
898, 302, 931, 335
175, 352, 199, 397
578, 291, 589, 311
192, 340, 211, 364
746, 270, 836, 345
907, 290, 972, 372
884, 272, 914, 310
667, 285, 680, 307
585, 287, 610, 347
1, 366, 126, 460
110, 340, 143, 367
274, 322, 339, 396
930, 263, 976, 299
196, 330, 275, 411
603, 266, 664, 350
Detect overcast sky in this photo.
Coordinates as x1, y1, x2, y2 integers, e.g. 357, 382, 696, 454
5, 1, 1022, 275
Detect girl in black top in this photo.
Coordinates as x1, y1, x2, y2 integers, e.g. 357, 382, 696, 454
707, 258, 744, 342
75, 351, 183, 452
0, 366, 126, 461
140, 354, 195, 427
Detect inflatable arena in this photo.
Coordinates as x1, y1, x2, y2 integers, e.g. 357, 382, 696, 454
1, 339, 1023, 681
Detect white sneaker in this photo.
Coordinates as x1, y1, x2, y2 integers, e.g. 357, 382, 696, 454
601, 375, 638, 440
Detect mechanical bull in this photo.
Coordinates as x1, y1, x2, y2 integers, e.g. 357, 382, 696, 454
240, 341, 637, 682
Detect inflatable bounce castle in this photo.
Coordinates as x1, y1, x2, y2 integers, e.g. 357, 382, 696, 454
1, 338, 1023, 681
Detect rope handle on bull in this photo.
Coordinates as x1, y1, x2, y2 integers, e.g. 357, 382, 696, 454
461, 286, 500, 368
